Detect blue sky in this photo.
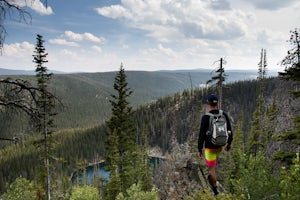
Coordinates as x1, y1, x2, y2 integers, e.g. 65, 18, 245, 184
1, 0, 299, 72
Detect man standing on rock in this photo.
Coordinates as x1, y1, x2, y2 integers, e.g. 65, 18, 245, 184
198, 94, 233, 195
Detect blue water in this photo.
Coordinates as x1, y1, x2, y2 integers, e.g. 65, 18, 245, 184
71, 162, 110, 185
72, 157, 162, 185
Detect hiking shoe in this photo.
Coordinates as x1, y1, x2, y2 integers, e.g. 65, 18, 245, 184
212, 186, 219, 196
207, 175, 219, 196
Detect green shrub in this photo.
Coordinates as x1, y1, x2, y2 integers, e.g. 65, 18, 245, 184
116, 183, 159, 200
184, 189, 242, 200
230, 152, 281, 199
70, 185, 101, 200
2, 177, 37, 200
280, 153, 300, 199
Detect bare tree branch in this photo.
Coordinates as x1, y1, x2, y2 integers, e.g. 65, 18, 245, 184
0, 136, 19, 143
0, 77, 63, 126
0, 0, 32, 51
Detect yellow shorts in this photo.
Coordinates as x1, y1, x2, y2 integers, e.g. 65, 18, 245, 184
204, 148, 223, 167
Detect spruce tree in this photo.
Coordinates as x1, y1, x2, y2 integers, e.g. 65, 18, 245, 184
250, 49, 267, 155
33, 34, 54, 200
279, 29, 300, 136
105, 64, 140, 199
137, 124, 153, 191
224, 118, 246, 192
276, 28, 300, 164
279, 28, 300, 97
206, 58, 227, 109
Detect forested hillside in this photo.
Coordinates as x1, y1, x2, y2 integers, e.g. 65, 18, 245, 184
135, 77, 300, 157
0, 69, 262, 146
1, 76, 299, 197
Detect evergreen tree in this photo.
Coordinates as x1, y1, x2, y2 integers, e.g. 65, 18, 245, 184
250, 49, 267, 155
230, 151, 281, 199
280, 28, 300, 67
136, 125, 153, 191
276, 28, 300, 164
33, 34, 55, 200
206, 58, 227, 109
279, 28, 300, 97
105, 64, 142, 199
279, 153, 300, 199
105, 129, 122, 200
257, 48, 267, 99
265, 100, 278, 141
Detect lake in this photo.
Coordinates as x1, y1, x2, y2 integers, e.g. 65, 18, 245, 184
71, 157, 162, 185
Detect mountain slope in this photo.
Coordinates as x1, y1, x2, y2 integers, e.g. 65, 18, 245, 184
1, 69, 264, 131
0, 77, 299, 194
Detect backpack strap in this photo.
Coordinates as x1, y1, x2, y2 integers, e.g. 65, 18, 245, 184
206, 112, 214, 117
219, 110, 223, 116
205, 112, 215, 136
206, 110, 222, 117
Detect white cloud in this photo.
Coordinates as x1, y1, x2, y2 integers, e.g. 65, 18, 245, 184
91, 45, 102, 53
3, 42, 34, 56
255, 29, 286, 46
49, 39, 79, 47
64, 31, 83, 42
60, 49, 76, 56
63, 31, 105, 43
15, 0, 53, 15
94, 0, 295, 72
95, 5, 131, 19
46, 48, 120, 72
83, 33, 104, 43
48, 31, 105, 48
157, 44, 177, 57
1, 42, 35, 70
2, 0, 296, 73
96, 0, 251, 42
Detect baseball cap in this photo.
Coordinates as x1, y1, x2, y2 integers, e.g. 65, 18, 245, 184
207, 94, 218, 105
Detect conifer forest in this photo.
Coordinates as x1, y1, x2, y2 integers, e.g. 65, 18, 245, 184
0, 2, 300, 199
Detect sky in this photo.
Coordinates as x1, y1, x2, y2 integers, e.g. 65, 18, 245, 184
1, 0, 299, 73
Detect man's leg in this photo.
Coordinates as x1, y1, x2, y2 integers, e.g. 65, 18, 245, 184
204, 148, 221, 195
208, 165, 217, 187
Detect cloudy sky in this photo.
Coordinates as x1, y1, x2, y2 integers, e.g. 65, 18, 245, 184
1, 0, 299, 72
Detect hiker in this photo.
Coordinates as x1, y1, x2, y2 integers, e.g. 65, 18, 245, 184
198, 94, 233, 195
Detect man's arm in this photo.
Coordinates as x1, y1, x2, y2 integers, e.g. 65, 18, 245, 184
198, 115, 208, 155
224, 112, 233, 150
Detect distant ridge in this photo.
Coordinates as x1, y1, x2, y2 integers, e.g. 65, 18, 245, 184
0, 68, 66, 75
0, 67, 278, 77
0, 68, 35, 75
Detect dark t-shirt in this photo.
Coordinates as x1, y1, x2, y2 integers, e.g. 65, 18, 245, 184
198, 109, 233, 152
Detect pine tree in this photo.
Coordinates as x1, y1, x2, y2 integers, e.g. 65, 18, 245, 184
276, 29, 300, 164
250, 49, 267, 155
223, 117, 246, 193
33, 34, 54, 200
105, 129, 122, 200
105, 64, 140, 199
279, 29, 300, 138
206, 58, 227, 109
279, 28, 300, 97
137, 124, 153, 191
266, 100, 278, 141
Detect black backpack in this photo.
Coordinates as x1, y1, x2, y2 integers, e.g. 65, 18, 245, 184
206, 110, 228, 146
